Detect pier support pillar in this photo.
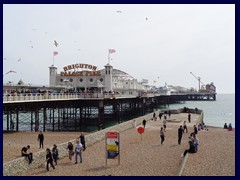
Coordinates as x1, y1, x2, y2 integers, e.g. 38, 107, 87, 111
35, 110, 39, 132
98, 100, 104, 130
43, 108, 46, 132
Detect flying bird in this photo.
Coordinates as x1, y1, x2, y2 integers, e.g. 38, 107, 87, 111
17, 58, 21, 62
146, 17, 148, 21
6, 70, 17, 75
4, 58, 6, 60
77, 49, 81, 51
54, 40, 59, 47
116, 11, 122, 13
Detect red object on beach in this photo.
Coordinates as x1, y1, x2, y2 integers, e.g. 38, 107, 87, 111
137, 126, 145, 134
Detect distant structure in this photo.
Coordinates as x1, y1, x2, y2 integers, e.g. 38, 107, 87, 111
49, 63, 148, 95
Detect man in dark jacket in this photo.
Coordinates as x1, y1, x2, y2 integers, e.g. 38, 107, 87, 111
178, 126, 184, 145
38, 131, 44, 148
21, 145, 33, 164
80, 132, 86, 151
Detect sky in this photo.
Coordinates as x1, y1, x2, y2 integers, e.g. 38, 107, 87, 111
3, 4, 235, 94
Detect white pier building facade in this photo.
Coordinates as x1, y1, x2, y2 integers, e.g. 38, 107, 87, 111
49, 63, 148, 96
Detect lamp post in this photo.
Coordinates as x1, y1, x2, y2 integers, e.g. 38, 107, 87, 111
63, 79, 69, 92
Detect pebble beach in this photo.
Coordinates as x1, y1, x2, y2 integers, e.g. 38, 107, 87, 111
3, 113, 235, 176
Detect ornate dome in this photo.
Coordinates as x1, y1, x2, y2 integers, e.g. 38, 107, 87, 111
99, 68, 135, 81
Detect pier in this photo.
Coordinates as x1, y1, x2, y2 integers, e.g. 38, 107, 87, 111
3, 92, 216, 132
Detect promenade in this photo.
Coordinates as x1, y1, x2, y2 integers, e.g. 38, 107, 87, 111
3, 113, 235, 176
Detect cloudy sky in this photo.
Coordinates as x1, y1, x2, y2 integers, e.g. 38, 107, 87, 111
3, 4, 235, 93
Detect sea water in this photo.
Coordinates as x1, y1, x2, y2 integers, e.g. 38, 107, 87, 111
165, 94, 235, 128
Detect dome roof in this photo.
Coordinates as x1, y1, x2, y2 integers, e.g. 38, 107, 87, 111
99, 68, 135, 80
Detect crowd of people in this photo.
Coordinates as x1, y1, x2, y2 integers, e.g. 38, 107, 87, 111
20, 108, 209, 172
146, 109, 203, 158
21, 132, 86, 171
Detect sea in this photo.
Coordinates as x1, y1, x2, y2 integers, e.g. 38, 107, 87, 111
163, 94, 235, 128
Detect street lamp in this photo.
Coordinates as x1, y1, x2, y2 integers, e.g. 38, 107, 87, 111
63, 79, 69, 92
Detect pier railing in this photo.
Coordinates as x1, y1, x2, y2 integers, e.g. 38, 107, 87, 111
3, 93, 137, 102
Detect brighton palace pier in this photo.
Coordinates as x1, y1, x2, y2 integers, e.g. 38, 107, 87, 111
3, 63, 216, 132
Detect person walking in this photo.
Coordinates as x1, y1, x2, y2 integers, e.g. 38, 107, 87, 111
178, 125, 184, 145
160, 127, 165, 145
194, 125, 198, 134
163, 119, 167, 132
153, 112, 156, 121
183, 121, 188, 133
46, 148, 55, 171
75, 139, 83, 164
38, 131, 44, 149
159, 112, 163, 120
21, 145, 33, 164
188, 113, 191, 123
67, 142, 74, 162
142, 119, 147, 128
168, 111, 171, 119
52, 144, 59, 165
80, 132, 86, 151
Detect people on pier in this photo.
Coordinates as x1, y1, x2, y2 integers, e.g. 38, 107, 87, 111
183, 121, 188, 133
52, 144, 59, 165
75, 139, 83, 164
142, 119, 147, 128
38, 131, 44, 149
46, 148, 55, 171
178, 125, 184, 145
67, 142, 74, 162
21, 145, 33, 164
80, 132, 86, 151
223, 123, 228, 129
160, 127, 165, 145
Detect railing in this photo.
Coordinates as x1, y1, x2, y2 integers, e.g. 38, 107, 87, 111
3, 93, 138, 102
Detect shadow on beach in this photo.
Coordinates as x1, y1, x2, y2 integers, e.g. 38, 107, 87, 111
84, 165, 111, 172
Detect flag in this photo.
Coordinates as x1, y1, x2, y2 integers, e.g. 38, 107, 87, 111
109, 49, 116, 54
53, 51, 58, 56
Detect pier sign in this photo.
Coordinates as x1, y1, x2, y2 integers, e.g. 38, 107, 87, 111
105, 132, 120, 165
60, 63, 101, 76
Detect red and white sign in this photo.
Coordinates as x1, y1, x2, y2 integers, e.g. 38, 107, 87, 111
137, 126, 145, 134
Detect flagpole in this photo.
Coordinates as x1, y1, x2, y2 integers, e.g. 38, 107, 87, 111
108, 51, 110, 64
53, 54, 54, 66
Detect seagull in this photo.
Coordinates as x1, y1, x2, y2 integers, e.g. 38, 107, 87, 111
31, 46, 33, 48
116, 11, 122, 13
17, 58, 21, 62
6, 70, 17, 75
54, 40, 59, 47
77, 49, 81, 51
146, 17, 148, 21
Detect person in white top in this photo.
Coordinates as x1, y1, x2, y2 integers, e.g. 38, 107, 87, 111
75, 139, 83, 164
